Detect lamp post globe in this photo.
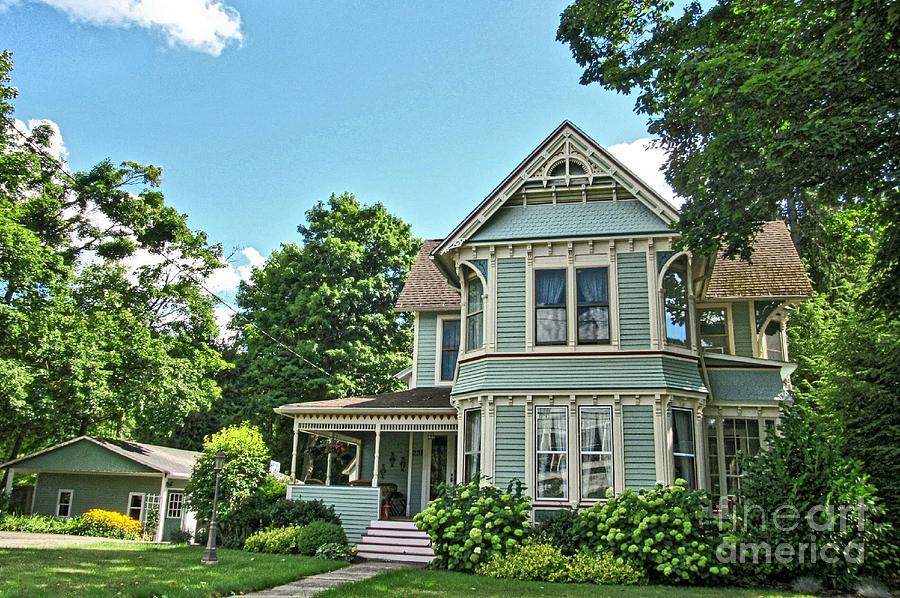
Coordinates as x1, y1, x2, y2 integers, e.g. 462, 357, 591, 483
201, 451, 226, 566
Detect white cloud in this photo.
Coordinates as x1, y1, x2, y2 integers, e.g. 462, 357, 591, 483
607, 138, 682, 207
213, 304, 236, 341
206, 246, 265, 293
35, 0, 243, 56
14, 118, 68, 161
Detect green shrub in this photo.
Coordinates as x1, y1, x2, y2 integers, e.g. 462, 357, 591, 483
217, 475, 286, 548
0, 514, 89, 535
269, 498, 341, 528
533, 508, 580, 556
315, 542, 354, 561
477, 543, 568, 582
414, 478, 531, 572
297, 521, 347, 556
168, 529, 193, 544
573, 480, 725, 584
566, 550, 646, 585
243, 526, 305, 554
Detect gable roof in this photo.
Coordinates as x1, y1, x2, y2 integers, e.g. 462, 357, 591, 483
0, 436, 200, 480
395, 239, 460, 311
704, 221, 814, 300
433, 120, 679, 256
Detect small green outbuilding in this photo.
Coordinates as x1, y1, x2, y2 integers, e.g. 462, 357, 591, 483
1, 436, 199, 542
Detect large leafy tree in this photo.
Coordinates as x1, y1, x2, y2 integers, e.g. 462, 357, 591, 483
0, 50, 228, 469
557, 0, 899, 307
188, 192, 419, 463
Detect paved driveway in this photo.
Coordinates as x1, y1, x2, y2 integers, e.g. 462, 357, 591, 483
0, 531, 131, 548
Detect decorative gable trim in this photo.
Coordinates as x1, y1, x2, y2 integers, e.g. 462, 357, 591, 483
433, 121, 679, 257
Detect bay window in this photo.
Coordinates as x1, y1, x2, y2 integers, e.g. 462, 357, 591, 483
671, 408, 696, 489
535, 406, 568, 499
535, 269, 567, 345
580, 407, 613, 500
466, 276, 484, 352
440, 319, 460, 381
576, 268, 609, 344
463, 409, 481, 482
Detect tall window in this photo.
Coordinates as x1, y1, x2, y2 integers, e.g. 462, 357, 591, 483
671, 408, 696, 489
764, 320, 784, 361
576, 268, 609, 344
463, 410, 481, 482
56, 490, 73, 517
698, 308, 728, 353
440, 319, 460, 381
663, 258, 690, 347
535, 269, 567, 345
535, 407, 568, 499
166, 492, 184, 519
127, 493, 144, 520
706, 417, 767, 501
580, 407, 613, 499
466, 276, 484, 352
705, 419, 721, 497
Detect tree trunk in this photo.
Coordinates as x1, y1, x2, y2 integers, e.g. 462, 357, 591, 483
0, 427, 27, 490
785, 197, 803, 255
78, 416, 89, 436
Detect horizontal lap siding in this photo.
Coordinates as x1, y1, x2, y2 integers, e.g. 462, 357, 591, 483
415, 313, 438, 387
622, 406, 657, 490
731, 302, 755, 357
33, 472, 160, 517
288, 485, 381, 543
408, 433, 424, 514
496, 258, 526, 352
17, 439, 157, 474
617, 253, 651, 349
494, 406, 526, 490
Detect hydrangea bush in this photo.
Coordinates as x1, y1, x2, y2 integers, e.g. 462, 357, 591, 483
414, 478, 531, 571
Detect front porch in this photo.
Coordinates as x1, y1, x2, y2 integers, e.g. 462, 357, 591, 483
275, 387, 458, 543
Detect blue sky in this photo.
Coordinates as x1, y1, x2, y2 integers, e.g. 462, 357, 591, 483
1, 0, 672, 300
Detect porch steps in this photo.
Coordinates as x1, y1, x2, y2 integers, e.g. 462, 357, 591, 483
356, 520, 435, 564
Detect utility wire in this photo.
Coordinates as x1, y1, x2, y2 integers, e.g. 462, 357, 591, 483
3, 117, 333, 378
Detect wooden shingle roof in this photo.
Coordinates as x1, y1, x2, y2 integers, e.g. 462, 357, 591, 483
705, 221, 814, 300
394, 239, 460, 311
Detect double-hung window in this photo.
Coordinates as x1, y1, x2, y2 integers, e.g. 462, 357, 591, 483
166, 492, 184, 519
580, 407, 613, 499
535, 269, 567, 345
576, 268, 609, 344
698, 308, 729, 353
466, 277, 484, 351
439, 319, 460, 381
56, 489, 73, 517
671, 408, 697, 489
463, 409, 481, 482
535, 406, 568, 499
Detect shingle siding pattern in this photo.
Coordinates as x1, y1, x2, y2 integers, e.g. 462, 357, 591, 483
618, 253, 651, 349
496, 258, 526, 352
395, 240, 461, 311
708, 368, 786, 402
622, 406, 657, 489
415, 313, 438, 387
706, 221, 814, 299
494, 406, 526, 489
469, 200, 671, 242
453, 355, 705, 395
731, 302, 755, 357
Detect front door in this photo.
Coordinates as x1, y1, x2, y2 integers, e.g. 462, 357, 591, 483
429, 436, 448, 501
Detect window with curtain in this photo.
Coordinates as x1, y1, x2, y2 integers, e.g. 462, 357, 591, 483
466, 276, 484, 352
440, 319, 460, 381
535, 406, 568, 499
663, 258, 690, 347
698, 308, 728, 353
463, 409, 481, 482
580, 407, 613, 499
536, 269, 567, 345
671, 408, 696, 489
576, 267, 609, 344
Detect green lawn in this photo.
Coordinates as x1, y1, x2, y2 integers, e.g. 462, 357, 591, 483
0, 542, 346, 598
318, 568, 810, 598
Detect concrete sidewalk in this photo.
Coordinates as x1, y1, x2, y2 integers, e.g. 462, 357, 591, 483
245, 561, 407, 597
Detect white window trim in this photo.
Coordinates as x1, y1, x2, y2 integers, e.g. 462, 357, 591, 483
56, 489, 74, 518
578, 406, 614, 502
695, 303, 735, 355
534, 266, 569, 347
126, 492, 145, 520
462, 408, 482, 483
671, 407, 697, 488
534, 406, 569, 501
462, 269, 487, 355
434, 315, 461, 386
166, 491, 184, 519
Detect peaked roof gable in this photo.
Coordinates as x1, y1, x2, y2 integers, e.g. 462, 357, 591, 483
434, 121, 679, 255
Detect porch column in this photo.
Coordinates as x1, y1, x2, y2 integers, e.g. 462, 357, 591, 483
290, 416, 299, 483
372, 424, 382, 487
155, 474, 168, 543
3, 468, 13, 496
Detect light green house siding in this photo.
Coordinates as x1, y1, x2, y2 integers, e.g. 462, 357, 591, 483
496, 258, 526, 352
407, 433, 425, 514
415, 312, 438, 387
617, 252, 651, 349
731, 301, 755, 357
453, 355, 705, 395
19, 439, 156, 474
622, 406, 657, 489
707, 368, 786, 402
287, 485, 380, 543
358, 432, 409, 492
494, 406, 526, 489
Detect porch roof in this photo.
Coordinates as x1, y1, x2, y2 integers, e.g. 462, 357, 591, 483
275, 386, 455, 416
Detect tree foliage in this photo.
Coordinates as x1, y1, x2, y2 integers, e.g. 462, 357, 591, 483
557, 0, 899, 308
0, 50, 227, 466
